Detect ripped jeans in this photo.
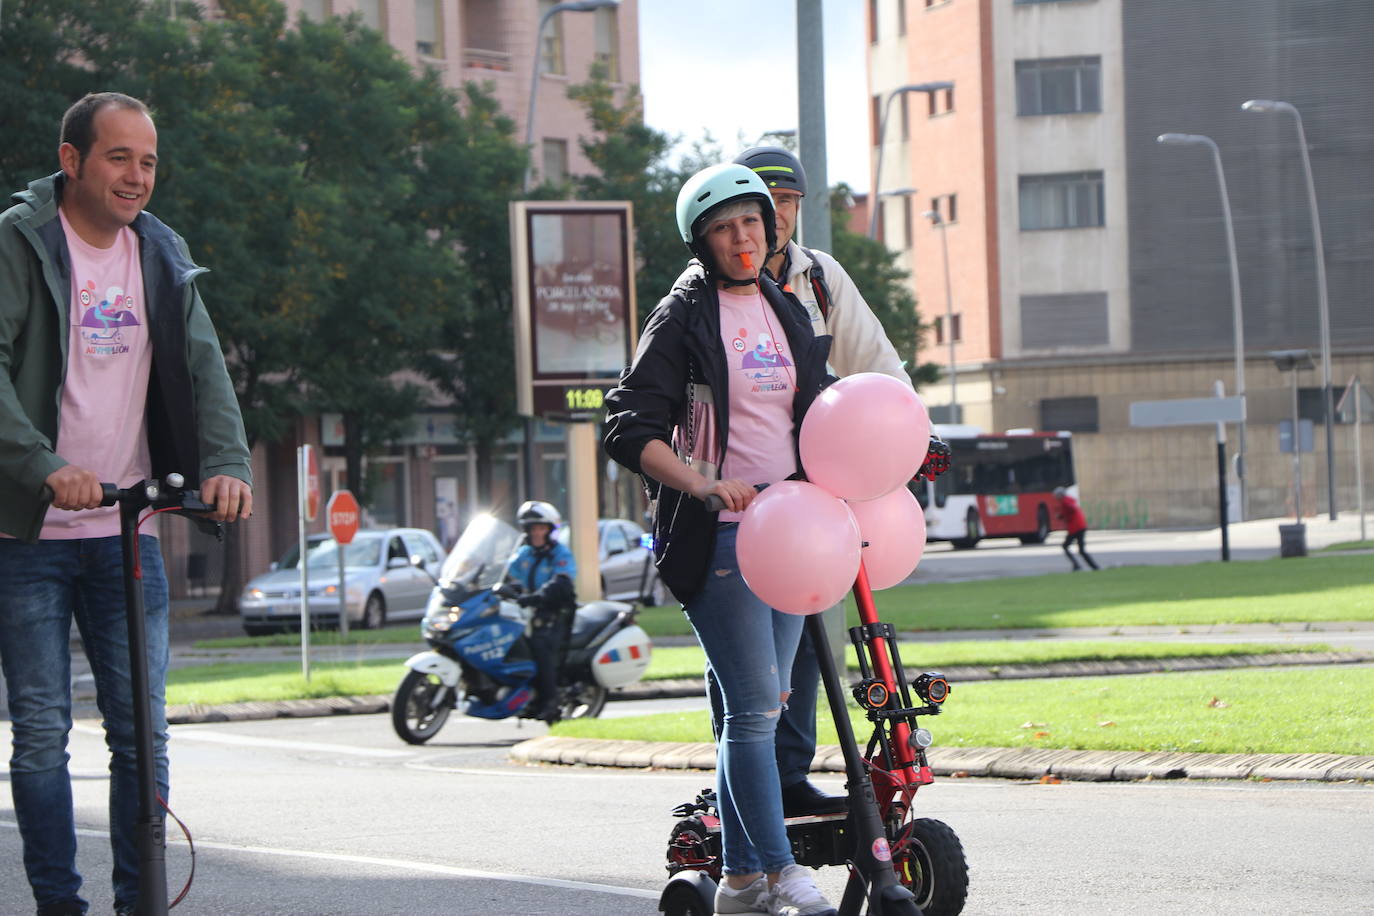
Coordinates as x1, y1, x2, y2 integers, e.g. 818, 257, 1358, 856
684, 523, 804, 875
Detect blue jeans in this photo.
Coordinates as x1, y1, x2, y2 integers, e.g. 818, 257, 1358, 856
709, 606, 832, 789
0, 536, 170, 913
684, 524, 804, 876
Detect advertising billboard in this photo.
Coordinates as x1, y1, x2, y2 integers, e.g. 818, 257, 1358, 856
511, 201, 637, 420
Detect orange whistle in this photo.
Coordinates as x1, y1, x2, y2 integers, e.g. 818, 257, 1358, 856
740, 251, 755, 271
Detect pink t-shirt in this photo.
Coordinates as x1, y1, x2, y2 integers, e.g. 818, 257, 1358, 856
39, 211, 155, 539
717, 288, 798, 521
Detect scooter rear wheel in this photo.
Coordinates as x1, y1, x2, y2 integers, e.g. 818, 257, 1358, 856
392, 670, 453, 744
891, 817, 969, 916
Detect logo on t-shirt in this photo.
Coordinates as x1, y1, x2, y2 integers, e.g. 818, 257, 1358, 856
738, 331, 791, 391
78, 280, 139, 356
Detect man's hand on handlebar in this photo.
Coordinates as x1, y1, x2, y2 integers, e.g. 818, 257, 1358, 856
698, 478, 758, 513
43, 465, 104, 511
201, 475, 253, 523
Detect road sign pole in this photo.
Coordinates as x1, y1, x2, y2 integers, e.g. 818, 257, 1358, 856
298, 446, 310, 681
337, 543, 349, 638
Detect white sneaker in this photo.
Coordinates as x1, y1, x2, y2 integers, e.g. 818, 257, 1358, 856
767, 864, 837, 916
714, 874, 771, 914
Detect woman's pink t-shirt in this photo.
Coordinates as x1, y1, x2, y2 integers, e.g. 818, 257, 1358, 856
716, 288, 798, 521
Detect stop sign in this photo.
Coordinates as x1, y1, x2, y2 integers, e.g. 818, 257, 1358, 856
326, 490, 360, 545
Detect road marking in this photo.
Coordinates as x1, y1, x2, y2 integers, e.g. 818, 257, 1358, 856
0, 820, 659, 900
73, 723, 414, 759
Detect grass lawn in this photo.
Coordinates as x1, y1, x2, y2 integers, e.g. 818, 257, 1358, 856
553, 666, 1374, 757
166, 659, 400, 706
194, 626, 421, 650
1318, 540, 1374, 553
636, 554, 1374, 637
165, 639, 1339, 708
640, 640, 1335, 681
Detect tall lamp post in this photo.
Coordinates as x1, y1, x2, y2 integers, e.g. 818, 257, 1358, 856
868, 81, 953, 240
1156, 132, 1248, 519
923, 208, 958, 422
523, 0, 618, 193
1242, 99, 1336, 521
519, 0, 617, 501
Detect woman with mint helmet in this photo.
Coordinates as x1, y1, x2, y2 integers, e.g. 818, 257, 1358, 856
603, 164, 838, 916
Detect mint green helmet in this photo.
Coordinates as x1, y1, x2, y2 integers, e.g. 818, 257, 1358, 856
674, 163, 777, 272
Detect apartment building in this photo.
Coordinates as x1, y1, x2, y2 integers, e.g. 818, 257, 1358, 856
868, 0, 1374, 526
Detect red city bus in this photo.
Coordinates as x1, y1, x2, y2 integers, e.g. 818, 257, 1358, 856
912, 426, 1078, 548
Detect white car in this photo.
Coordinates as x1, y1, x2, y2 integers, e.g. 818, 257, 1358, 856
556, 518, 671, 606
238, 528, 445, 635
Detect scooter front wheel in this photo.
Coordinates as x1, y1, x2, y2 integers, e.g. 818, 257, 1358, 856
392, 670, 453, 744
558, 682, 608, 720
891, 817, 969, 916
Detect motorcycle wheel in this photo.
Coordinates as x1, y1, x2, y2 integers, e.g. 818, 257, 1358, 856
891, 817, 969, 916
392, 669, 453, 744
557, 682, 608, 720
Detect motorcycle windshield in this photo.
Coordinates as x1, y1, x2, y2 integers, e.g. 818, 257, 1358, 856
438, 514, 520, 591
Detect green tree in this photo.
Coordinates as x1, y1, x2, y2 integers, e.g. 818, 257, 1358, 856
828, 183, 940, 388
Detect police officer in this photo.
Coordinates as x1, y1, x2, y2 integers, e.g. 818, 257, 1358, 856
502, 501, 578, 721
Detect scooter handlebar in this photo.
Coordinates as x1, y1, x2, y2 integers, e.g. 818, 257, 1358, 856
702, 482, 769, 513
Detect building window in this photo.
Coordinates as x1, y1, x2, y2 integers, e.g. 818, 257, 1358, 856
301, 0, 331, 20
869, 0, 879, 43
1016, 56, 1101, 116
1040, 397, 1099, 433
898, 0, 907, 34
933, 314, 963, 345
927, 86, 955, 116
871, 94, 882, 146
541, 138, 569, 185
900, 92, 910, 140
538, 0, 566, 74
594, 6, 620, 81
930, 193, 957, 224
358, 0, 384, 32
1019, 171, 1104, 230
1016, 0, 1097, 5
902, 195, 914, 247
415, 0, 442, 58
1021, 291, 1109, 348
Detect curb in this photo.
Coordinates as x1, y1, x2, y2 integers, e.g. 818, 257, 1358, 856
509, 736, 1374, 784
162, 651, 1373, 725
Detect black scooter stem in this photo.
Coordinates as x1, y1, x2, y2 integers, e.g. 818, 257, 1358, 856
114, 488, 169, 916
808, 614, 922, 916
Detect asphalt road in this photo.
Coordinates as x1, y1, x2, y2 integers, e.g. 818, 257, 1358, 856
2, 701, 1373, 915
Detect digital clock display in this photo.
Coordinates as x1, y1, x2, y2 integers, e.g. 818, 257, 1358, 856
564, 387, 606, 411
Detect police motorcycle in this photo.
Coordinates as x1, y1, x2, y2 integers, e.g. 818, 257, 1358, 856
391, 513, 652, 743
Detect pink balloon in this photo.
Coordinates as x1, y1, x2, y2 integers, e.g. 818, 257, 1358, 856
847, 486, 927, 590
736, 481, 861, 615
800, 373, 931, 502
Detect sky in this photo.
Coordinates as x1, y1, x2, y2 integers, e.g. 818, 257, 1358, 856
636, 0, 872, 194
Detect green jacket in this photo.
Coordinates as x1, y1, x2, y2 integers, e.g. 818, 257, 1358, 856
0, 172, 251, 541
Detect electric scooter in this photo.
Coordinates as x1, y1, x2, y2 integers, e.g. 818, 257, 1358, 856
659, 495, 968, 916
99, 474, 220, 916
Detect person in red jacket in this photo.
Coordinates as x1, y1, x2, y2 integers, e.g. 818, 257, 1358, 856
1054, 487, 1099, 571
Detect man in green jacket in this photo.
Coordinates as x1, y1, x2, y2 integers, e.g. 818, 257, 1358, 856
0, 92, 252, 916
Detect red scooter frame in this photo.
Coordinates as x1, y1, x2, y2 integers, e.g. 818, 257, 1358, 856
661, 555, 968, 916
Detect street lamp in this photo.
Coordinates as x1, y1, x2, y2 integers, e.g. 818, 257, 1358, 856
868, 81, 954, 239
923, 208, 958, 422
1242, 99, 1336, 520
524, 0, 618, 193
1156, 132, 1248, 520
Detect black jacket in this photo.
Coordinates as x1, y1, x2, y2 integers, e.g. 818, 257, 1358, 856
602, 271, 832, 602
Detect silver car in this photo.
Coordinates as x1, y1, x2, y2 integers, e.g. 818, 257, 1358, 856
238, 528, 445, 635
556, 518, 670, 606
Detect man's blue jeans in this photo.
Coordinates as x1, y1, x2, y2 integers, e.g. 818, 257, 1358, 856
0, 536, 170, 913
684, 524, 804, 876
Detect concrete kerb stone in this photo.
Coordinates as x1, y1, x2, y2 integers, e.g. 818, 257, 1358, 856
509, 737, 1374, 784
